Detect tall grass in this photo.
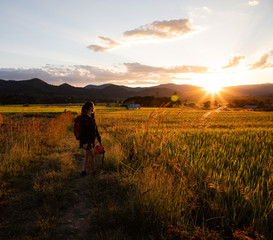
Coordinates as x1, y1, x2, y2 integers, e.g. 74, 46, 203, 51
0, 112, 73, 178
0, 112, 78, 239
1, 107, 273, 239
97, 108, 273, 239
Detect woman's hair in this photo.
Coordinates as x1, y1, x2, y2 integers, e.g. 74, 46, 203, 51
81, 101, 95, 116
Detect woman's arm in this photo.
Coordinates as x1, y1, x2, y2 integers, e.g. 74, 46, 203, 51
94, 120, 101, 144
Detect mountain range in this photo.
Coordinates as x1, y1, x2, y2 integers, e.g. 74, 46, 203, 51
0, 78, 273, 104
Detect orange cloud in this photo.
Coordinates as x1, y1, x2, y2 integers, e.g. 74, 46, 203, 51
249, 51, 273, 70
124, 63, 208, 75
0, 62, 209, 86
222, 55, 245, 69
87, 19, 201, 52
87, 36, 120, 52
123, 19, 195, 39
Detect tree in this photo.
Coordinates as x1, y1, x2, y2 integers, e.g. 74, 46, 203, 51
203, 101, 211, 108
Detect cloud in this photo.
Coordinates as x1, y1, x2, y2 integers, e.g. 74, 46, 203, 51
123, 63, 208, 77
220, 50, 273, 71
0, 68, 54, 81
202, 6, 212, 13
87, 36, 120, 52
0, 62, 209, 87
249, 51, 273, 70
87, 45, 108, 52
87, 19, 201, 52
222, 55, 246, 69
123, 19, 195, 39
167, 65, 208, 74
248, 0, 259, 6
77, 63, 208, 84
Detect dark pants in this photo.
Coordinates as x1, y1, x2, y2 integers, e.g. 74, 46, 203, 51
80, 140, 94, 150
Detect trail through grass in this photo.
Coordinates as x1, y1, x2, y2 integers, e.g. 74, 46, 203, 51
1, 107, 273, 239
0, 112, 158, 239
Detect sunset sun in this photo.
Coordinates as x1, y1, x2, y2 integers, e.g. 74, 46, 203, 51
203, 84, 222, 94
194, 74, 226, 94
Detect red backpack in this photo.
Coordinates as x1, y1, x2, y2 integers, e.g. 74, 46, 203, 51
74, 115, 82, 140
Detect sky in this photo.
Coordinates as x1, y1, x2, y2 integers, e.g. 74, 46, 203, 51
0, 0, 273, 89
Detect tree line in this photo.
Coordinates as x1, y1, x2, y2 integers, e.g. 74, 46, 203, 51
123, 96, 182, 107
1, 93, 273, 109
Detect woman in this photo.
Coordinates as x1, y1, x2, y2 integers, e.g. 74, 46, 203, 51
79, 101, 101, 176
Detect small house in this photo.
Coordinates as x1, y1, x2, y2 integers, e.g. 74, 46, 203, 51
243, 105, 258, 109
127, 104, 141, 109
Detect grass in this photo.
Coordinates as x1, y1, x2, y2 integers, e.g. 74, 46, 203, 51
96, 107, 273, 239
0, 112, 78, 239
0, 106, 273, 239
0, 104, 124, 114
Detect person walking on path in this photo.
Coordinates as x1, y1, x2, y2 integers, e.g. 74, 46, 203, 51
79, 101, 101, 176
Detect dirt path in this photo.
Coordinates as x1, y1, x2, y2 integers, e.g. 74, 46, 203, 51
55, 134, 152, 239
58, 154, 95, 239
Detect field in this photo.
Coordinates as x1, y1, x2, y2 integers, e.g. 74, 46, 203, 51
0, 105, 273, 239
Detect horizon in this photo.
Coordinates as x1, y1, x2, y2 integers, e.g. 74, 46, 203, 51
2, 77, 273, 89
1, 0, 273, 90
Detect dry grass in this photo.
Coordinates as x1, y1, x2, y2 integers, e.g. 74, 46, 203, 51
96, 107, 273, 239
0, 112, 78, 239
1, 107, 273, 239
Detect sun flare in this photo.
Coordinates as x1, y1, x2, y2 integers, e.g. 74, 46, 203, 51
173, 72, 233, 94
195, 73, 229, 94
203, 84, 222, 94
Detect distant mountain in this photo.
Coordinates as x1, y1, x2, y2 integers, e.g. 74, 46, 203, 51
0, 78, 93, 97
0, 78, 54, 94
85, 83, 141, 92
225, 83, 273, 96
153, 83, 201, 93
85, 83, 117, 89
0, 78, 272, 104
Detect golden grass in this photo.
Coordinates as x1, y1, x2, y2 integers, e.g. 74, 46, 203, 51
0, 112, 73, 178
1, 106, 273, 239
94, 107, 273, 239
0, 111, 79, 239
